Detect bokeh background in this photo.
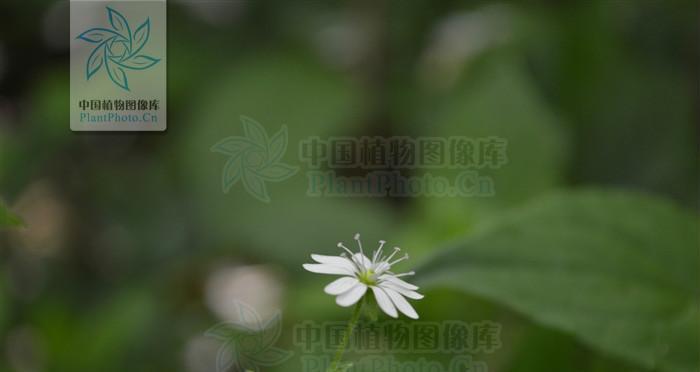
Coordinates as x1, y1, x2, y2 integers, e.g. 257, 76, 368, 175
0, 1, 698, 371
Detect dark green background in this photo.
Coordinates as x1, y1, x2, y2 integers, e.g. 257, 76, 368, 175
0, 1, 697, 371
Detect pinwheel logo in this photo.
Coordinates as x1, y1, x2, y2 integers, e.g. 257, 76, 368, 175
76, 7, 160, 91
211, 116, 299, 203
205, 302, 293, 372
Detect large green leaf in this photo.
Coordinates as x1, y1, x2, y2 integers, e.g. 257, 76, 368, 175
398, 59, 569, 255
0, 200, 22, 227
416, 190, 699, 372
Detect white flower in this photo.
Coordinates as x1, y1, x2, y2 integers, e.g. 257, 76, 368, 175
303, 233, 423, 319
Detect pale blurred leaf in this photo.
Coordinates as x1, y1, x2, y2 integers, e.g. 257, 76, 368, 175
418, 189, 699, 372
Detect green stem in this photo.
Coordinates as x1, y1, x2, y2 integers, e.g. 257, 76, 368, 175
328, 300, 364, 372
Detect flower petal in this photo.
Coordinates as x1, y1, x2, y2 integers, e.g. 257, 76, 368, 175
303, 263, 353, 276
381, 282, 424, 300
351, 253, 373, 271
382, 286, 419, 319
373, 262, 391, 275
379, 275, 419, 291
336, 283, 367, 307
324, 277, 360, 295
311, 254, 357, 273
370, 286, 398, 318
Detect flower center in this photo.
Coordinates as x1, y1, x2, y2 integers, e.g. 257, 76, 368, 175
358, 269, 376, 286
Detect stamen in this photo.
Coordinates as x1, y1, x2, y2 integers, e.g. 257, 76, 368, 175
389, 254, 409, 266
373, 240, 386, 263
394, 271, 415, 278
354, 233, 364, 259
337, 242, 354, 256
338, 242, 362, 272
384, 247, 401, 263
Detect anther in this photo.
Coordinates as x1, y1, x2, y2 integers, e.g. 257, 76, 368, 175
384, 247, 401, 262
354, 233, 364, 258
337, 242, 355, 257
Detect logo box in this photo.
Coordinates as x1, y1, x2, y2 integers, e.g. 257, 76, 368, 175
70, 0, 167, 131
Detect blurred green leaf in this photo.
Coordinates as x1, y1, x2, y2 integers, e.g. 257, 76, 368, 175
423, 59, 569, 204
0, 200, 23, 227
182, 53, 399, 265
417, 189, 699, 372
37, 288, 158, 372
401, 59, 570, 254
0, 277, 7, 334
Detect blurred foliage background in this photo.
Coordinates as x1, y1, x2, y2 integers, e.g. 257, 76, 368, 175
0, 0, 698, 371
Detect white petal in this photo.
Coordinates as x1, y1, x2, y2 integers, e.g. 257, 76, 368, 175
352, 253, 372, 271
324, 277, 359, 295
370, 286, 398, 318
373, 262, 391, 274
335, 283, 367, 307
303, 263, 353, 276
381, 282, 424, 300
382, 286, 419, 319
311, 254, 357, 273
379, 275, 419, 291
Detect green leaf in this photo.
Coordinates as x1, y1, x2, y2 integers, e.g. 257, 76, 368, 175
0, 201, 22, 227
422, 60, 568, 204
416, 189, 699, 372
183, 54, 396, 265
401, 60, 569, 252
